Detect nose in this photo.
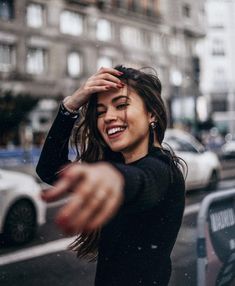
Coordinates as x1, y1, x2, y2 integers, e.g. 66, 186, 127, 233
104, 107, 118, 123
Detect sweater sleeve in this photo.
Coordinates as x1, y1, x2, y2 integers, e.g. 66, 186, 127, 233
112, 156, 171, 212
36, 105, 78, 185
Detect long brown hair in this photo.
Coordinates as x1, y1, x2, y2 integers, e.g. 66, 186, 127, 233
69, 65, 186, 261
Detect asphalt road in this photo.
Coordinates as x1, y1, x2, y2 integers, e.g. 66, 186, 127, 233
1, 178, 235, 286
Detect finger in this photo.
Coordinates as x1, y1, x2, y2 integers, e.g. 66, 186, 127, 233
42, 164, 88, 202
41, 179, 71, 202
88, 79, 123, 89
71, 188, 108, 230
96, 73, 124, 85
55, 193, 84, 226
85, 85, 116, 94
86, 191, 122, 230
61, 163, 87, 182
55, 177, 100, 225
97, 67, 123, 76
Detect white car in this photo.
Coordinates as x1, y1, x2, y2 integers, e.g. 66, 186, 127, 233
0, 168, 46, 244
220, 140, 235, 160
164, 129, 221, 191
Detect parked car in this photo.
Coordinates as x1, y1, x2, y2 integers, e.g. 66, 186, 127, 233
220, 140, 235, 160
0, 169, 46, 245
164, 129, 221, 191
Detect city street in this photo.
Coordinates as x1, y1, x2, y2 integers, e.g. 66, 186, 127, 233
1, 0, 235, 285
1, 176, 235, 286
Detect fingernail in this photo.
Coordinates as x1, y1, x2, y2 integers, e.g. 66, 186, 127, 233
105, 86, 111, 90
40, 189, 50, 200
118, 71, 123, 75
117, 84, 123, 88
56, 215, 67, 226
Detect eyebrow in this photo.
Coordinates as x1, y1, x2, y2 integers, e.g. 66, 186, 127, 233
97, 95, 130, 107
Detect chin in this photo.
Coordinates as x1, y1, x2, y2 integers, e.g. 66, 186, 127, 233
109, 146, 124, 153
108, 142, 127, 153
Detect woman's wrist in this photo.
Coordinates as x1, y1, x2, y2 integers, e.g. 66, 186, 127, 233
62, 96, 81, 114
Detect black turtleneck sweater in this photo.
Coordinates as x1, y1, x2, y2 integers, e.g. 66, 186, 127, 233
36, 106, 185, 286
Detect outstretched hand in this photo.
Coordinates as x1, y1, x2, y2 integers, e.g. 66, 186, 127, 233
41, 162, 124, 234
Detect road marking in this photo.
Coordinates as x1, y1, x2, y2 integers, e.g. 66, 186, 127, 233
2, 193, 233, 267
0, 203, 201, 266
0, 236, 76, 266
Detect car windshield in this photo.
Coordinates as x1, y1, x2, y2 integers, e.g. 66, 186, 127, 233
164, 132, 205, 154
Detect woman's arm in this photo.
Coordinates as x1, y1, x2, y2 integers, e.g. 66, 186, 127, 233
40, 156, 175, 234
36, 105, 78, 185
113, 158, 170, 208
36, 67, 123, 185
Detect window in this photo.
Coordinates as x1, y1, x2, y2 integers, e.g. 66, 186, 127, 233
182, 3, 191, 18
120, 26, 142, 48
213, 67, 228, 90
146, 0, 157, 16
97, 56, 112, 69
167, 137, 199, 153
67, 52, 81, 77
0, 0, 14, 20
211, 99, 227, 112
26, 48, 46, 74
169, 37, 185, 55
128, 0, 139, 12
207, 3, 226, 29
96, 19, 112, 41
0, 44, 15, 72
212, 39, 225, 56
151, 33, 162, 52
199, 7, 205, 25
60, 10, 83, 36
115, 0, 125, 9
26, 3, 44, 28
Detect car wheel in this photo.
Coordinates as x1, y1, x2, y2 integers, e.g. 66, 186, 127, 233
206, 170, 219, 191
4, 200, 36, 245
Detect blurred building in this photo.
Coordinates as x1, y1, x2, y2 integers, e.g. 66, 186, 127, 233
199, 0, 235, 136
0, 0, 205, 142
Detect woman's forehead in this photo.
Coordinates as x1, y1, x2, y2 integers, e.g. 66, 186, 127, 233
97, 86, 137, 105
97, 86, 126, 103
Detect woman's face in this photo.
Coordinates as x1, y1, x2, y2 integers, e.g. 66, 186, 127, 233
96, 85, 153, 162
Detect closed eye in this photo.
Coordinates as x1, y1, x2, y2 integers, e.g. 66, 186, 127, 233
97, 110, 106, 117
97, 104, 129, 117
116, 103, 129, 110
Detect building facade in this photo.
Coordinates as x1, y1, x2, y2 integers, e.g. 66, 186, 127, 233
199, 0, 235, 136
0, 0, 205, 142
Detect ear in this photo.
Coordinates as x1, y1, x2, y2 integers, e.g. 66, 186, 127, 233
148, 112, 156, 123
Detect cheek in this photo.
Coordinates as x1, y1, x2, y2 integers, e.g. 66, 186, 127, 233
127, 108, 150, 129
97, 119, 104, 136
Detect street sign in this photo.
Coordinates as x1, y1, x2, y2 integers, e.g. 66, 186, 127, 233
197, 189, 235, 286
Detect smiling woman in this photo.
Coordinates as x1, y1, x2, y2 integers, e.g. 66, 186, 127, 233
97, 88, 153, 160
36, 65, 186, 286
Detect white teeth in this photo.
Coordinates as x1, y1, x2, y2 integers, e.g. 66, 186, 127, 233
107, 127, 125, 135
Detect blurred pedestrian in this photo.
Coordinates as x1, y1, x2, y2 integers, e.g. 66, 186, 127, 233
36, 65, 186, 286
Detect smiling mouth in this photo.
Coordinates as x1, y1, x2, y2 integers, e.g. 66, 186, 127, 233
106, 126, 127, 138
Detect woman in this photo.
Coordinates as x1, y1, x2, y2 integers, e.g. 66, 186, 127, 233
36, 65, 185, 286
